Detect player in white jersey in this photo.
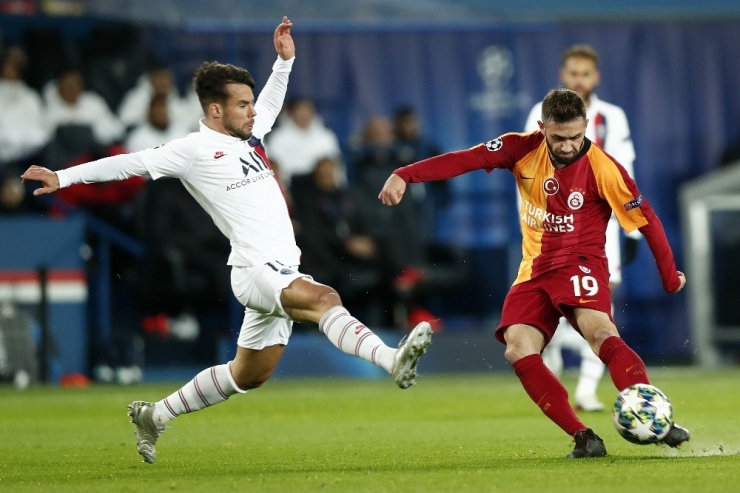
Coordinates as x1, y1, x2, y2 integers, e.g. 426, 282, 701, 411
523, 44, 641, 412
21, 17, 433, 464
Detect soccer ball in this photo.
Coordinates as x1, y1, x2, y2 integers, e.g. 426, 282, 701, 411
612, 384, 673, 445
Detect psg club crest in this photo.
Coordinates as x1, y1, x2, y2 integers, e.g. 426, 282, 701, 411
484, 138, 503, 152
543, 177, 559, 195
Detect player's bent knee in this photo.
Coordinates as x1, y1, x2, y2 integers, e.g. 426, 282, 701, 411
502, 325, 544, 363
504, 341, 537, 364
315, 284, 342, 311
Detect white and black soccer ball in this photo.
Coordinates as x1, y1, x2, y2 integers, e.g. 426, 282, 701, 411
612, 384, 673, 445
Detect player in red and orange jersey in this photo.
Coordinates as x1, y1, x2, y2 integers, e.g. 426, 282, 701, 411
378, 88, 690, 458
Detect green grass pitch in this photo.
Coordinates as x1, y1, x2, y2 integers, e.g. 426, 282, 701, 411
1, 368, 739, 492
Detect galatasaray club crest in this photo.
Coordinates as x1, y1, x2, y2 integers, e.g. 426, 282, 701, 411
567, 190, 585, 210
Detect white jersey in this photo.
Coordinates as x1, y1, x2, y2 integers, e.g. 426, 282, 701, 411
524, 93, 639, 283
56, 56, 299, 268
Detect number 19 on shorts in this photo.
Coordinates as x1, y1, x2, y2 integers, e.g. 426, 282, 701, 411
570, 275, 599, 297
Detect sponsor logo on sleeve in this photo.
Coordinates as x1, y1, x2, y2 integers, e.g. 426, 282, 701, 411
484, 137, 503, 151
624, 194, 643, 211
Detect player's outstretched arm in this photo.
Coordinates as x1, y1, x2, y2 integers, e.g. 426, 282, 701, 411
20, 166, 60, 196
274, 16, 295, 60
378, 173, 407, 206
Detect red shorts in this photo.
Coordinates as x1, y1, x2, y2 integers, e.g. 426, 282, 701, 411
495, 261, 613, 345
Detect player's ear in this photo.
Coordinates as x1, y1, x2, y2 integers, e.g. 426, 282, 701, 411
537, 120, 545, 132
209, 102, 222, 119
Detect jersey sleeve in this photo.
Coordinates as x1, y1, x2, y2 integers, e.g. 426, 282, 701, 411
394, 132, 528, 183
56, 152, 150, 188
135, 135, 198, 180
590, 152, 680, 292
252, 56, 294, 140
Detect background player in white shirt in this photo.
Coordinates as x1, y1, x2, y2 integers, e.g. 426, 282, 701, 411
523, 44, 641, 412
21, 17, 432, 464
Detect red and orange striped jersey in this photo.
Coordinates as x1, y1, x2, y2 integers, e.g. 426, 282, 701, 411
394, 131, 681, 292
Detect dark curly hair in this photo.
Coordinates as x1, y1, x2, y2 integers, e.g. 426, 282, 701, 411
192, 61, 255, 111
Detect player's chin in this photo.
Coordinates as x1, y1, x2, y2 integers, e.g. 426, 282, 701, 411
555, 154, 576, 165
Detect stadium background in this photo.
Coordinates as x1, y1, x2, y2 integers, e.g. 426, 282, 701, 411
1, 0, 740, 382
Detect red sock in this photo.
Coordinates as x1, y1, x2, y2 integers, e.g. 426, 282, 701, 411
512, 354, 586, 436
598, 336, 650, 392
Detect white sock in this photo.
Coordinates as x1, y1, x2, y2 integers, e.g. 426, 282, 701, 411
152, 362, 246, 426
575, 348, 606, 399
319, 306, 395, 373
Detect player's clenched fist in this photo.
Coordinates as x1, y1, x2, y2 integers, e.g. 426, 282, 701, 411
378, 173, 407, 206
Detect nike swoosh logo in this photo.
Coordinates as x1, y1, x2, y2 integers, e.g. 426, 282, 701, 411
519, 175, 534, 180
578, 298, 597, 304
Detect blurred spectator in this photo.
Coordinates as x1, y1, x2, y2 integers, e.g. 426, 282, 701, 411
118, 65, 200, 132
125, 94, 192, 152
0, 47, 48, 173
351, 115, 466, 330
265, 96, 342, 186
134, 178, 231, 318
292, 156, 391, 325
352, 115, 398, 172
392, 106, 449, 242
43, 67, 125, 149
351, 115, 423, 267
393, 106, 442, 166
53, 145, 146, 233
39, 71, 143, 230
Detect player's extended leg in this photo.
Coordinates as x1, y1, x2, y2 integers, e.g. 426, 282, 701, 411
574, 308, 649, 392
503, 323, 606, 458
129, 285, 298, 463
280, 277, 432, 389
574, 307, 690, 448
